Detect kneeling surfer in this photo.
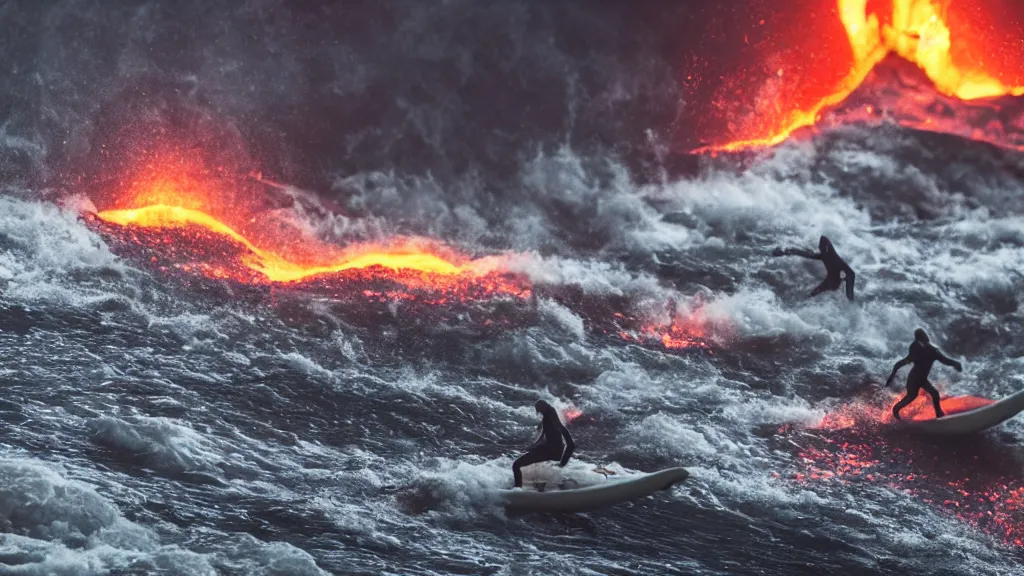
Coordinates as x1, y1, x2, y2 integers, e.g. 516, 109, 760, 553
512, 400, 575, 488
772, 235, 856, 301
886, 328, 963, 420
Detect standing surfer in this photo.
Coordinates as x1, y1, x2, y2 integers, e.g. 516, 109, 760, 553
886, 329, 963, 420
772, 235, 856, 301
512, 400, 575, 488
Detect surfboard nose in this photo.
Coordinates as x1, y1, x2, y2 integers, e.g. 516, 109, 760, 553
657, 467, 690, 491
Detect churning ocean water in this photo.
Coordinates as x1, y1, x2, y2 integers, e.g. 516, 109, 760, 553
1, 1, 1023, 575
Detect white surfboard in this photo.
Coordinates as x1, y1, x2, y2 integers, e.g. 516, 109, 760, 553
897, 389, 1024, 436
498, 467, 689, 513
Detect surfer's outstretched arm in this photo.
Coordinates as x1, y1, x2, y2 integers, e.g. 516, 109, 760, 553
842, 265, 856, 301
773, 247, 822, 260
527, 423, 545, 450
558, 425, 575, 467
885, 355, 912, 386
936, 351, 963, 372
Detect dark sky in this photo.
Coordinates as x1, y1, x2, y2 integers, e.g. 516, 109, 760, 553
0, 0, 1021, 200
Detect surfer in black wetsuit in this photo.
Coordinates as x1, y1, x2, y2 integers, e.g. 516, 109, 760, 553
772, 235, 856, 301
512, 400, 575, 488
886, 329, 963, 420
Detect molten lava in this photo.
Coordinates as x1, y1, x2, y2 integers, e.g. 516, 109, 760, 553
87, 154, 531, 298
882, 394, 994, 423
701, 0, 1024, 152
811, 393, 995, 430
93, 203, 531, 300
97, 205, 503, 284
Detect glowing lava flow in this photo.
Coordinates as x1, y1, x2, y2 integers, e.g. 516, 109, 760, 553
702, 0, 1024, 152
882, 394, 994, 423
812, 393, 996, 430
93, 204, 531, 298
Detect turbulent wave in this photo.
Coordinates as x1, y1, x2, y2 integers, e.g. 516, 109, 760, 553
1, 1, 1023, 575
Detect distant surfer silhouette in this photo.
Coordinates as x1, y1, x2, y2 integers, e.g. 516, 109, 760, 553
886, 328, 963, 420
512, 400, 575, 488
772, 235, 856, 301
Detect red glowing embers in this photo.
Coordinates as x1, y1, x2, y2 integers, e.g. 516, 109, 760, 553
788, 392, 1024, 548
788, 430, 1024, 548
618, 317, 711, 351
616, 298, 724, 352
564, 407, 584, 423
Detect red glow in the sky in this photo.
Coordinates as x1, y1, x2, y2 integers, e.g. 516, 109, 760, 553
698, 0, 1024, 152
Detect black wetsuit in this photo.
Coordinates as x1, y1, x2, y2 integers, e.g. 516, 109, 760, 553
889, 340, 960, 419
776, 236, 856, 301
513, 406, 575, 488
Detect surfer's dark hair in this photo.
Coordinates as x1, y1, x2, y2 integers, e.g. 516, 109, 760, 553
914, 328, 929, 342
535, 400, 558, 418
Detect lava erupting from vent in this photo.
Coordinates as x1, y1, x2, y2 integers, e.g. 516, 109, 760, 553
698, 0, 1024, 152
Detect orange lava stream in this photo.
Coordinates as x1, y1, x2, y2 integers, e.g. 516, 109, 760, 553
883, 394, 995, 423
96, 204, 506, 285
701, 0, 1024, 153
812, 393, 995, 430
